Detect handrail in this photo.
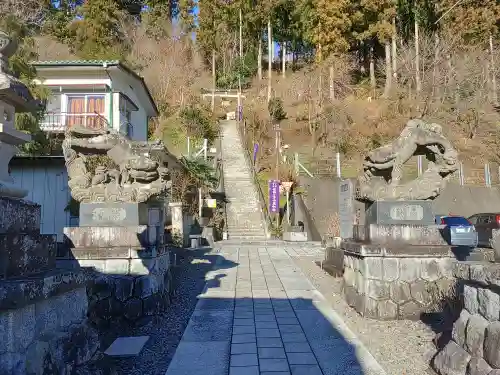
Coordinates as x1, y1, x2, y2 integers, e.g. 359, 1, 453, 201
40, 111, 110, 132
236, 120, 272, 238
215, 128, 229, 235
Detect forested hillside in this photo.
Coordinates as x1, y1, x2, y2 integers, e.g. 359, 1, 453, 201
3, 0, 500, 176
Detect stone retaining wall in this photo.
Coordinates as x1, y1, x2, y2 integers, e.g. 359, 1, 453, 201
343, 248, 455, 320
59, 226, 173, 326
85, 253, 173, 326
0, 196, 99, 374
0, 274, 98, 374
433, 262, 500, 375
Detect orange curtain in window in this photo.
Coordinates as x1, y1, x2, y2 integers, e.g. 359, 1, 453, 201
67, 97, 85, 128
86, 96, 105, 129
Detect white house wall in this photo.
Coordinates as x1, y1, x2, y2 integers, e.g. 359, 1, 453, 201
10, 164, 72, 241
109, 73, 148, 141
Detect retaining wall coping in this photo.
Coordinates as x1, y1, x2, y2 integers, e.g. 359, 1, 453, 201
453, 261, 500, 287
0, 268, 90, 311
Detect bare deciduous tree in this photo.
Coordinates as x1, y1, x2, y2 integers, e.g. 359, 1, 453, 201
0, 0, 48, 27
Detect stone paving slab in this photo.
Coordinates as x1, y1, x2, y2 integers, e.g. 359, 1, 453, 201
164, 242, 386, 375
104, 336, 149, 357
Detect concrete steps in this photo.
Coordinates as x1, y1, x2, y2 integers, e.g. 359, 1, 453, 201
220, 120, 267, 240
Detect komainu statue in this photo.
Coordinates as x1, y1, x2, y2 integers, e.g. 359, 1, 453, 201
62, 126, 172, 203
356, 119, 459, 201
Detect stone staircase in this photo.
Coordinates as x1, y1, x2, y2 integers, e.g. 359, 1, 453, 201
220, 119, 267, 240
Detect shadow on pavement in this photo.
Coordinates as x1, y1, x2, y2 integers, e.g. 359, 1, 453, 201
162, 249, 384, 375
75, 246, 384, 375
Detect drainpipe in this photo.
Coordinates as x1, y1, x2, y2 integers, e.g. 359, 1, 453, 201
103, 62, 113, 130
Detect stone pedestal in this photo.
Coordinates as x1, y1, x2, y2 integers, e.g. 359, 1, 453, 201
283, 225, 308, 242
342, 242, 455, 320
432, 262, 500, 375
0, 197, 98, 374
340, 200, 456, 320
60, 203, 172, 326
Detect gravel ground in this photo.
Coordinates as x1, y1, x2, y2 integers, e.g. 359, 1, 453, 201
292, 256, 437, 375
78, 248, 215, 375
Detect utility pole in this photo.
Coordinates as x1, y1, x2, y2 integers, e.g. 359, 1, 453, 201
267, 18, 272, 102
274, 122, 280, 226
238, 8, 243, 124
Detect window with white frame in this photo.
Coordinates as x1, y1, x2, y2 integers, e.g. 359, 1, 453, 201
66, 94, 106, 129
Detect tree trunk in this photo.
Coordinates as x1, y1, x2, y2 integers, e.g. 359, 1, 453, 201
318, 43, 323, 109
415, 20, 421, 97
383, 41, 392, 98
490, 33, 498, 104
258, 34, 262, 80
211, 49, 216, 111
282, 42, 286, 78
369, 43, 376, 95
267, 18, 272, 102
432, 33, 440, 99
392, 18, 397, 81
329, 64, 335, 100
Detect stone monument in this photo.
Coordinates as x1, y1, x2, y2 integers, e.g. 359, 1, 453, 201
58, 124, 174, 326
0, 31, 98, 374
339, 119, 460, 320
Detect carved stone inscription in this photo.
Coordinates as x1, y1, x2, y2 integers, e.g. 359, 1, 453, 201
389, 204, 424, 221
92, 208, 127, 222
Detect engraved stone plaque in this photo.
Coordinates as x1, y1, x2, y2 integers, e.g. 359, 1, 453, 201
389, 204, 424, 221
79, 202, 149, 227
92, 208, 127, 222
366, 200, 434, 225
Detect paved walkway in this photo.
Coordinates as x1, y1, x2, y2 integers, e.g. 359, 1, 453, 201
165, 244, 386, 375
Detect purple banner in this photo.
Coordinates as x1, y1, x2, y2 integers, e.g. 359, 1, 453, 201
238, 105, 243, 121
253, 143, 259, 163
269, 180, 280, 214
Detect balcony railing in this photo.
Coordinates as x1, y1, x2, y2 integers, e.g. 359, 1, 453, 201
40, 112, 110, 132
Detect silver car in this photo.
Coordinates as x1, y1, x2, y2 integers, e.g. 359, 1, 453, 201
436, 215, 478, 247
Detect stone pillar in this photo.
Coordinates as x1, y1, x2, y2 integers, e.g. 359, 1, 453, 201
169, 202, 184, 247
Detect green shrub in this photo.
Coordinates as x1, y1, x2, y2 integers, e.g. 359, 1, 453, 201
268, 98, 287, 123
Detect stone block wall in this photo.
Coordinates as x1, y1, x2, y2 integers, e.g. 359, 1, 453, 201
59, 226, 173, 326
0, 196, 99, 374
85, 253, 173, 326
0, 272, 98, 374
433, 262, 500, 375
343, 252, 455, 320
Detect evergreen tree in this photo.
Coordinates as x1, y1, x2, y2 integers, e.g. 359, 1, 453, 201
435, 0, 500, 45
69, 0, 128, 59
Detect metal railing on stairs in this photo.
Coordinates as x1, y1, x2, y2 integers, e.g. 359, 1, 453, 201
214, 132, 229, 239
236, 121, 271, 239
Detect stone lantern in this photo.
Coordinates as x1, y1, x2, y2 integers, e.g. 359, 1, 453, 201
0, 30, 38, 198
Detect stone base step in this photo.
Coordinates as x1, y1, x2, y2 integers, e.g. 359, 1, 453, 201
228, 236, 268, 240
228, 229, 265, 234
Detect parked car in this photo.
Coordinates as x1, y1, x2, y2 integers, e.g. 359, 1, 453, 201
468, 213, 500, 248
436, 215, 478, 247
